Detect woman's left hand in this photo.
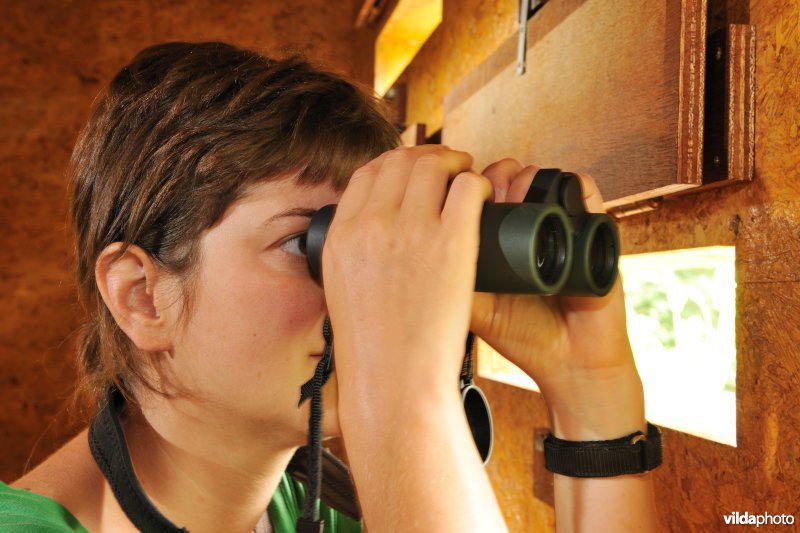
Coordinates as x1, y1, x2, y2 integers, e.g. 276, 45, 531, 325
469, 159, 645, 440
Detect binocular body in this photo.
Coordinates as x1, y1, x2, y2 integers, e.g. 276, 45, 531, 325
306, 169, 619, 296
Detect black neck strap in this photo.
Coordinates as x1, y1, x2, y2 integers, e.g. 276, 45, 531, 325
88, 387, 187, 532
88, 386, 362, 532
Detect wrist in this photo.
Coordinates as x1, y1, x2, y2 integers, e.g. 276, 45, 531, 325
540, 365, 646, 440
337, 381, 464, 439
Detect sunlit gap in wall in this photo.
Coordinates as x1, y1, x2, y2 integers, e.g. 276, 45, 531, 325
374, 0, 442, 96
477, 246, 737, 447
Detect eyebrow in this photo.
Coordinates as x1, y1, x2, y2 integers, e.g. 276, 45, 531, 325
260, 207, 318, 227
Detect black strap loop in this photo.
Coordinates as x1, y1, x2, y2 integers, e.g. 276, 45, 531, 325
461, 332, 476, 389
297, 316, 335, 530
299, 317, 334, 406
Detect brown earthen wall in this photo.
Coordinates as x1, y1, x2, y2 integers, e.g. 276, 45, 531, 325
0, 0, 372, 483
403, 0, 800, 530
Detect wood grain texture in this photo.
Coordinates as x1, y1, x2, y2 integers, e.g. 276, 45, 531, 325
475, 376, 556, 531
403, 0, 522, 133
442, 0, 708, 207
727, 24, 756, 183
676, 0, 708, 189
3, 1, 800, 530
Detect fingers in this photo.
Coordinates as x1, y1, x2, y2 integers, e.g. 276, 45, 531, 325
441, 171, 494, 236
402, 148, 473, 218
505, 165, 539, 203
333, 146, 429, 220
488, 164, 604, 212
575, 172, 606, 213
481, 158, 524, 202
363, 149, 417, 210
336, 145, 473, 221
335, 163, 377, 220
337, 147, 604, 252
368, 145, 463, 213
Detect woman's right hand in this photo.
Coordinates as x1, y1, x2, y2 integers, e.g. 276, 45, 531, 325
322, 144, 492, 420
321, 145, 507, 532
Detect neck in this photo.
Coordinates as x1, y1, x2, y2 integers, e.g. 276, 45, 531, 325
123, 394, 297, 533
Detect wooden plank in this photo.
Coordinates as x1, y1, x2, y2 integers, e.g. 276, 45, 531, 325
726, 24, 755, 183
662, 23, 755, 199
676, 0, 708, 191
443, 0, 708, 208
400, 122, 426, 146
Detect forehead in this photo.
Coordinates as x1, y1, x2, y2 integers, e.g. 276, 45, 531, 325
226, 175, 341, 219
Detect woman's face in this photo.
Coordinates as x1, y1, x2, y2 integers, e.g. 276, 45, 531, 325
159, 176, 341, 448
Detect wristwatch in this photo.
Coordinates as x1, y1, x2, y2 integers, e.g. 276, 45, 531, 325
543, 422, 663, 478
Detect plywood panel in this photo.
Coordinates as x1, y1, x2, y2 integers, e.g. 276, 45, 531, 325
443, 0, 707, 207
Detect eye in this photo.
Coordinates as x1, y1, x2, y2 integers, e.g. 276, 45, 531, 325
280, 232, 308, 257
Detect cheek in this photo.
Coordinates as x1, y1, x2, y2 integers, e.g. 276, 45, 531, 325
174, 261, 326, 389
213, 274, 319, 348
247, 277, 323, 343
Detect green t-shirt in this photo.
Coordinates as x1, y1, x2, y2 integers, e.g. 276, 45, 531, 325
0, 476, 362, 533
0, 482, 87, 532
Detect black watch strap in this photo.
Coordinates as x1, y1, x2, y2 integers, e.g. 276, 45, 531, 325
544, 422, 663, 478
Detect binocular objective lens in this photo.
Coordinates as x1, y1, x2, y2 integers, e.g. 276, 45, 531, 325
535, 214, 568, 285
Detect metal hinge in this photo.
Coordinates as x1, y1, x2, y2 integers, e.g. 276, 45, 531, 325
517, 0, 548, 75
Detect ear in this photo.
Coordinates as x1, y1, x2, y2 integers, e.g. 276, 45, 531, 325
95, 243, 174, 352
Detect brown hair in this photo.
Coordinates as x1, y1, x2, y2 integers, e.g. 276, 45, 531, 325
70, 41, 400, 408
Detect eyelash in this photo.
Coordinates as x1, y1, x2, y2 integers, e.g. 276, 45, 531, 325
280, 232, 308, 258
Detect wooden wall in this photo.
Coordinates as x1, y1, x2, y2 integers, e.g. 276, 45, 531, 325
0, 0, 372, 483
3, 0, 798, 530
401, 0, 799, 530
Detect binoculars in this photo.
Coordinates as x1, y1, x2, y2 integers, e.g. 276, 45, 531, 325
306, 168, 619, 296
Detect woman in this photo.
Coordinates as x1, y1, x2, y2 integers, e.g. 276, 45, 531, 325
2, 42, 659, 532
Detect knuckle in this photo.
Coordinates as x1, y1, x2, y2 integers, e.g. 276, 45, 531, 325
453, 172, 492, 199
456, 149, 475, 165
491, 157, 521, 170
328, 217, 390, 257
384, 147, 415, 165
415, 152, 444, 169
455, 171, 484, 188
523, 164, 540, 174
486, 157, 524, 175
350, 165, 373, 182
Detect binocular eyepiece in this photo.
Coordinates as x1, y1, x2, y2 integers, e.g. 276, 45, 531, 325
306, 168, 619, 296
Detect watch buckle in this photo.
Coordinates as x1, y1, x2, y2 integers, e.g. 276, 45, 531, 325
630, 433, 648, 445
